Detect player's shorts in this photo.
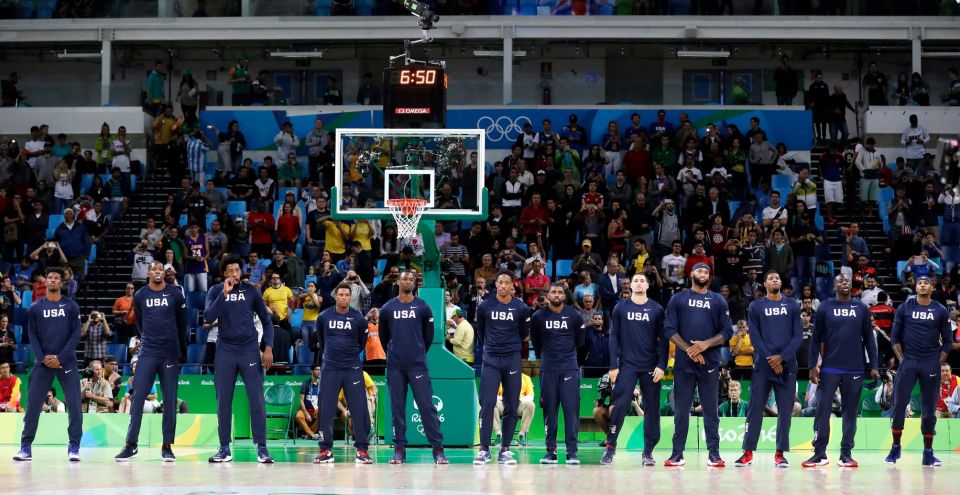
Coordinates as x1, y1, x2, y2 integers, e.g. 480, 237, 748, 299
824, 180, 843, 204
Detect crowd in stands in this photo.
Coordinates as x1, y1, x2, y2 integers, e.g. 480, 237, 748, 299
3, 83, 960, 427
4, 0, 959, 19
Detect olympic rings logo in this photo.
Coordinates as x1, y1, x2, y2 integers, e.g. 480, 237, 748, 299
476, 115, 532, 142
412, 395, 445, 413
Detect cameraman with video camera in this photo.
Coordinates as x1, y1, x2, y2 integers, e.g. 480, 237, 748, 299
80, 360, 115, 413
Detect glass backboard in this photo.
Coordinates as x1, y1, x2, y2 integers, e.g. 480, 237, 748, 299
331, 128, 487, 220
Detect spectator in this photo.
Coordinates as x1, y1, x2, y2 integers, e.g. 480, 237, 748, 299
117, 360, 159, 414
227, 55, 252, 105
446, 307, 474, 364
493, 372, 536, 447
263, 272, 294, 361
0, 314, 14, 370
130, 239, 154, 286
145, 61, 166, 115
862, 61, 889, 106
859, 276, 881, 307
910, 72, 931, 106
42, 388, 65, 414
80, 359, 115, 413
729, 320, 754, 378
718, 380, 746, 417
356, 73, 379, 105
945, 67, 960, 106
854, 137, 883, 218
808, 71, 830, 143
937, 363, 957, 419
53, 208, 90, 281
322, 77, 342, 105
81, 310, 112, 363
901, 114, 930, 172
1, 72, 23, 107
295, 365, 321, 439
0, 361, 21, 412
337, 370, 377, 438
765, 229, 794, 283
523, 260, 551, 306
828, 84, 856, 144
102, 355, 122, 401
364, 308, 385, 367
583, 312, 609, 367
111, 283, 137, 344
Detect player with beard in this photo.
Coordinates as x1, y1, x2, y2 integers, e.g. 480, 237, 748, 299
802, 274, 878, 468
601, 273, 667, 466
662, 263, 733, 467
734, 271, 802, 468
885, 275, 952, 467
530, 283, 586, 464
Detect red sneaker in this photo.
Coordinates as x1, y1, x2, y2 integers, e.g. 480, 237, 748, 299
734, 451, 753, 467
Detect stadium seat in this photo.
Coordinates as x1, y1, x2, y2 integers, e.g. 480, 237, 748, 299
878, 187, 895, 233
206, 213, 217, 231
88, 244, 97, 264
264, 384, 295, 440
290, 308, 304, 330
107, 343, 128, 364
544, 261, 553, 279
46, 214, 63, 239
19, 292, 31, 308
227, 201, 247, 218
186, 308, 201, 330
292, 365, 312, 376
179, 213, 188, 227
79, 174, 94, 195
13, 325, 22, 344
13, 345, 30, 367
259, 259, 271, 269
187, 291, 205, 310
376, 258, 387, 276
897, 260, 908, 283
194, 326, 208, 344
304, 275, 317, 286
296, 342, 314, 365
186, 343, 205, 364
181, 365, 202, 375
555, 259, 574, 278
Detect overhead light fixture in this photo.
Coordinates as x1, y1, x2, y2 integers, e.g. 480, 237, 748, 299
676, 49, 731, 59
55, 50, 102, 60
922, 51, 960, 58
472, 50, 527, 57
268, 50, 323, 59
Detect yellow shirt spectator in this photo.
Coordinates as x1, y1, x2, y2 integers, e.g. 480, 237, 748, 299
352, 221, 373, 252
498, 373, 534, 400
729, 329, 755, 368
152, 114, 179, 145
263, 284, 294, 321
449, 318, 475, 363
339, 371, 376, 400
324, 219, 349, 255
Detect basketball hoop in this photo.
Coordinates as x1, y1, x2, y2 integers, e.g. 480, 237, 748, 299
387, 198, 428, 239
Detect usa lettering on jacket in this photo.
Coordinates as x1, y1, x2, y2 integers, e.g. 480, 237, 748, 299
225, 293, 246, 301
626, 312, 650, 321
545, 320, 569, 329
328, 320, 354, 329
912, 311, 934, 320
764, 307, 787, 316
833, 308, 858, 317
146, 298, 169, 307
393, 310, 417, 319
43, 309, 66, 318
491, 311, 515, 321
688, 299, 711, 309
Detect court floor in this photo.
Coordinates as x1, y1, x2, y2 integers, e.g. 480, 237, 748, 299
4, 443, 957, 495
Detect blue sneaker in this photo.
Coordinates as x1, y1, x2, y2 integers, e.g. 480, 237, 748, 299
539, 451, 558, 464
67, 444, 80, 462
565, 452, 580, 465
389, 448, 406, 465
497, 450, 517, 465
600, 447, 615, 465
884, 444, 901, 464
473, 449, 492, 465
12, 445, 32, 462
208, 446, 233, 463
922, 449, 942, 467
433, 448, 449, 465
256, 445, 274, 464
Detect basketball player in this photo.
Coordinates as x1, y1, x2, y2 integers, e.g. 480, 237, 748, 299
313, 283, 372, 464
802, 274, 878, 468
530, 283, 585, 464
601, 273, 667, 466
115, 261, 186, 462
474, 272, 530, 465
203, 255, 275, 464
734, 271, 802, 468
885, 275, 952, 467
663, 263, 733, 467
380, 270, 449, 465
13, 268, 83, 462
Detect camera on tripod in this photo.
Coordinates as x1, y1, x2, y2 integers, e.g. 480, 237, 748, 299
402, 0, 439, 31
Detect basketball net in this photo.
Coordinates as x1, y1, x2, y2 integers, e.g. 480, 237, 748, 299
387, 198, 428, 239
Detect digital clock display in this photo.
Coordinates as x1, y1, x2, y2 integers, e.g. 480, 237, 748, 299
391, 69, 438, 85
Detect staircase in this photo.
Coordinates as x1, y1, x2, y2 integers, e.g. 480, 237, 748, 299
75, 173, 180, 314
809, 146, 902, 303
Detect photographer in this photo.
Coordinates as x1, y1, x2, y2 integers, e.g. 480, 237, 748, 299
876, 370, 912, 419
81, 310, 112, 363
30, 240, 68, 273
372, 268, 399, 307
333, 269, 369, 313
80, 360, 115, 413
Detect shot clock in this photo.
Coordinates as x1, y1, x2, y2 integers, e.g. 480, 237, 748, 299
382, 64, 447, 128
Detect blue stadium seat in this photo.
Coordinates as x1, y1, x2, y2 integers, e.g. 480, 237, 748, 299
186, 308, 201, 330
555, 259, 574, 278
292, 365, 312, 376
227, 201, 247, 218
314, 0, 332, 16
13, 325, 22, 344
376, 259, 387, 276
187, 291, 205, 311
194, 326, 208, 344
296, 342, 314, 365
290, 308, 304, 330
46, 214, 63, 239
88, 244, 97, 264
13, 345, 30, 367
544, 261, 553, 279
80, 174, 94, 195
186, 343, 205, 364
515, 243, 527, 255
19, 292, 31, 308
877, 187, 895, 233
206, 213, 217, 232
130, 174, 137, 191
304, 275, 317, 286
179, 213, 188, 227
897, 260, 908, 283
259, 259, 271, 269
373, 275, 382, 287
771, 175, 792, 198
181, 365, 202, 375
107, 343, 128, 364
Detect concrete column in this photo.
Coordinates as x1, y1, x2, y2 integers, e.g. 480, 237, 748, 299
100, 39, 111, 106
502, 28, 513, 105
911, 37, 922, 76
242, 0, 252, 17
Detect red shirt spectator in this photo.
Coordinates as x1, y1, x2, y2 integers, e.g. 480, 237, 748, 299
248, 209, 275, 245
276, 209, 301, 244
0, 363, 22, 413
519, 195, 550, 238
869, 303, 895, 335
623, 142, 653, 181
683, 246, 714, 277
938, 366, 957, 413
